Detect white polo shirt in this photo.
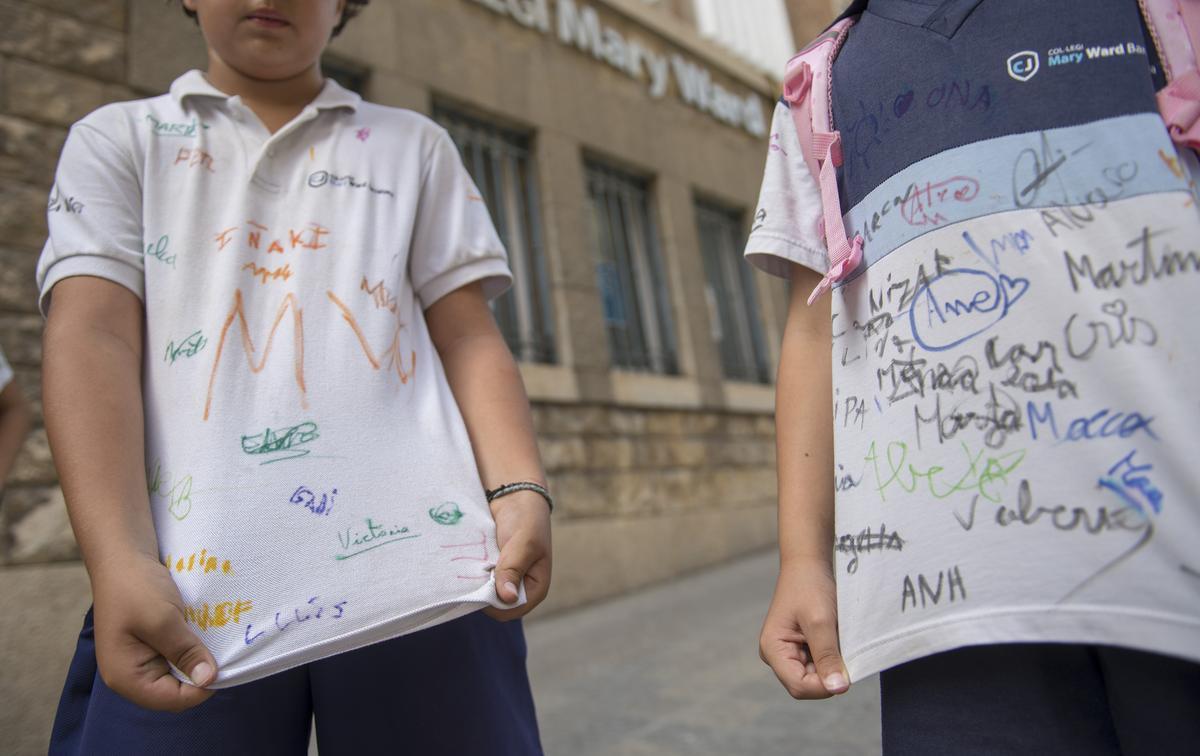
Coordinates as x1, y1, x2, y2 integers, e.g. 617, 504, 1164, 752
37, 71, 521, 687
746, 1, 1200, 680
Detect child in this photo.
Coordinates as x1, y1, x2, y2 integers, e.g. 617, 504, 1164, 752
749, 0, 1200, 752
0, 344, 32, 500
39, 1, 549, 752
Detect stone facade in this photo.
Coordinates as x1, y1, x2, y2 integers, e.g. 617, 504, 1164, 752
786, 0, 853, 46
537, 403, 778, 611
0, 0, 839, 613
1, 0, 129, 569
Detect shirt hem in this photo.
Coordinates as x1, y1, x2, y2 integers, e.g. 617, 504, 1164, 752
744, 233, 828, 279
415, 254, 513, 309
188, 573, 520, 689
38, 254, 144, 318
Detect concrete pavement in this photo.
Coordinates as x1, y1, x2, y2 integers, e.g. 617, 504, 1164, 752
525, 551, 881, 756
1, 562, 92, 756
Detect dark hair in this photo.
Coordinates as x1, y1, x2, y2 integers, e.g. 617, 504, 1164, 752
179, 1, 371, 37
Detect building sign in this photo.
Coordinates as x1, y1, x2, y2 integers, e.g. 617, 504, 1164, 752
469, 0, 768, 137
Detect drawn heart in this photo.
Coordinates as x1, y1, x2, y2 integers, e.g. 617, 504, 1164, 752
999, 274, 1030, 307
1101, 299, 1128, 318
894, 90, 915, 118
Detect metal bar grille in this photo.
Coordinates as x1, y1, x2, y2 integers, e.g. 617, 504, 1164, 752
433, 106, 556, 364
586, 162, 677, 374
695, 200, 770, 383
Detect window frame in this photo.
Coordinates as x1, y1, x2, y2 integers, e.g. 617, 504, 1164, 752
585, 160, 678, 375
694, 197, 771, 384
433, 104, 557, 364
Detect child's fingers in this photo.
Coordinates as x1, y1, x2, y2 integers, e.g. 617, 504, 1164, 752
801, 609, 850, 695
760, 634, 833, 700
494, 535, 538, 604
523, 556, 551, 605
103, 633, 216, 713
134, 611, 219, 710
485, 552, 550, 621
133, 655, 218, 713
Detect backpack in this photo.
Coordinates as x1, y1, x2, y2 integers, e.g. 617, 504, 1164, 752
783, 0, 1200, 304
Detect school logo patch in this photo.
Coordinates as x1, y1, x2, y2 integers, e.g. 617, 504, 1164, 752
1007, 51, 1040, 82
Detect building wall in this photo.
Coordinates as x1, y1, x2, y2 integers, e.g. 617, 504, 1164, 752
786, 0, 851, 47
0, 0, 137, 564
0, 0, 837, 616
693, 0, 796, 77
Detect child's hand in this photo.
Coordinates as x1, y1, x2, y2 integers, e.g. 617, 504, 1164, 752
759, 558, 850, 699
90, 551, 219, 711
485, 490, 552, 621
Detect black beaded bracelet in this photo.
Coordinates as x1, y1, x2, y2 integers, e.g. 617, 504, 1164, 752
485, 481, 553, 513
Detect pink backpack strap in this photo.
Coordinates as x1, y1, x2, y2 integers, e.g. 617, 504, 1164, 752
1144, 0, 1200, 149
781, 18, 864, 305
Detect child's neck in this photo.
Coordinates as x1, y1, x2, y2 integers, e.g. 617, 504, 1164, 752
205, 59, 325, 135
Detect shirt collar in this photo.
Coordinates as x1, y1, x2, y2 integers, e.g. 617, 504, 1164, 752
864, 0, 983, 36
169, 69, 361, 112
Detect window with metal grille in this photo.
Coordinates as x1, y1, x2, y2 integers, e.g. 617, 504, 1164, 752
695, 200, 770, 383
585, 162, 677, 374
433, 106, 556, 363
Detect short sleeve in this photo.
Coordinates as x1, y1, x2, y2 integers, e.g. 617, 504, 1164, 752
0, 347, 12, 392
409, 129, 513, 309
36, 122, 144, 317
744, 102, 828, 279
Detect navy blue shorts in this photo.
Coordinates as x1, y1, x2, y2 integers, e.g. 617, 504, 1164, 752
880, 643, 1200, 756
50, 608, 542, 755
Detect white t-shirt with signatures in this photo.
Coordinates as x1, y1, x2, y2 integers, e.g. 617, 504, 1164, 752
37, 71, 521, 687
747, 93, 1200, 679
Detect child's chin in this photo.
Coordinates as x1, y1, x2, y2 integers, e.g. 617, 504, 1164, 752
230, 56, 312, 81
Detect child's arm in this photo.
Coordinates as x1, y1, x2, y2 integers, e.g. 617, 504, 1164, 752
426, 282, 551, 619
0, 371, 32, 488
43, 277, 218, 711
758, 264, 849, 699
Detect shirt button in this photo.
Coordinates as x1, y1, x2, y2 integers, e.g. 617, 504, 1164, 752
267, 147, 277, 157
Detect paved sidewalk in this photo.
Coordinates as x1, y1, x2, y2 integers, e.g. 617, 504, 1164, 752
1, 562, 92, 756
525, 551, 882, 756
